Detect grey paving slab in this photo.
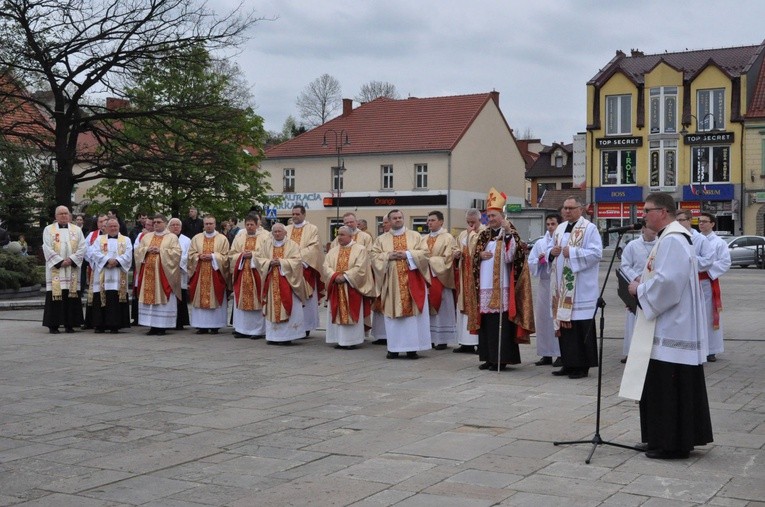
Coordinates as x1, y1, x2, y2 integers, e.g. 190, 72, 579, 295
0, 268, 762, 506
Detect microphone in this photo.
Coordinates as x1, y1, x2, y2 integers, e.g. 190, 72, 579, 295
607, 221, 644, 234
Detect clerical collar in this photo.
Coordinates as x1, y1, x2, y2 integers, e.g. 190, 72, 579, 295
58, 224, 68, 228
155, 230, 168, 236
429, 229, 443, 237
204, 231, 217, 238
108, 235, 118, 239
273, 239, 285, 247
565, 221, 577, 233
391, 227, 406, 236
348, 228, 358, 235
292, 221, 306, 228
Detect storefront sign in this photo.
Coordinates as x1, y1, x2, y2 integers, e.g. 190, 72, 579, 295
595, 136, 643, 149
594, 186, 643, 202
268, 192, 325, 210
682, 184, 734, 201
683, 131, 734, 145
323, 194, 448, 208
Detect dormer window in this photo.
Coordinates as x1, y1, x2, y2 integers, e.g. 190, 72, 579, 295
554, 153, 563, 168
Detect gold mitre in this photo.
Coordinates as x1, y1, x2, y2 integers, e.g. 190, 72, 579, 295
486, 187, 507, 211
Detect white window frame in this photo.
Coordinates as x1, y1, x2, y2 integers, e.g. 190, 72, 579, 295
283, 168, 295, 193
691, 145, 730, 184
600, 149, 637, 186
414, 163, 428, 189
332, 167, 344, 191
381, 165, 393, 190
605, 94, 632, 135
649, 140, 677, 189
649, 86, 678, 134
696, 88, 725, 132
411, 217, 429, 234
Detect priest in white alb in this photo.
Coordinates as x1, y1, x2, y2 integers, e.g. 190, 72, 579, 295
229, 213, 266, 339
425, 210, 458, 349
285, 205, 324, 337
370, 209, 431, 359
323, 226, 375, 349
253, 223, 310, 345
88, 218, 132, 333
188, 215, 230, 334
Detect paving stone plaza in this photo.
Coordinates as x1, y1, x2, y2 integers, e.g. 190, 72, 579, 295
0, 266, 763, 506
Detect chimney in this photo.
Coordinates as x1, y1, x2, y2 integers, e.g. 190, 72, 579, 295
490, 90, 500, 106
342, 98, 353, 117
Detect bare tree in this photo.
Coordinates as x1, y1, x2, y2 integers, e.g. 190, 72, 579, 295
0, 0, 263, 210
517, 127, 536, 140
296, 74, 341, 127
356, 80, 399, 103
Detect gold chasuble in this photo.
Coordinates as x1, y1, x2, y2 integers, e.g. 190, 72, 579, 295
322, 243, 375, 325
253, 237, 309, 324
456, 226, 483, 332
426, 231, 458, 315
229, 232, 265, 311
135, 232, 182, 305
188, 232, 229, 309
370, 229, 430, 319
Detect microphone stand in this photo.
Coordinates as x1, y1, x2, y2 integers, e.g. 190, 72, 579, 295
552, 229, 639, 463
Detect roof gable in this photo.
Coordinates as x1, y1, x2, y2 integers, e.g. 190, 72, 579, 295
265, 92, 506, 159
747, 55, 765, 118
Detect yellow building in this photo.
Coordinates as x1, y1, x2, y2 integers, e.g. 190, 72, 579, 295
260, 93, 527, 244
586, 44, 765, 235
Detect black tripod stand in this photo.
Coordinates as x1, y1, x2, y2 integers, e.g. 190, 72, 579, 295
553, 230, 640, 463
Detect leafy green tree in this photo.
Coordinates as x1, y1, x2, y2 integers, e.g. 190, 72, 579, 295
0, 0, 260, 210
86, 45, 273, 219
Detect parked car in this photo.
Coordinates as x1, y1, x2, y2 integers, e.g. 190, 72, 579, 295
525, 236, 544, 253
614, 231, 642, 260
724, 235, 765, 268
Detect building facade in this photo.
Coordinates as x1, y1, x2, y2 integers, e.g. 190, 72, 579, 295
260, 93, 527, 243
586, 43, 765, 234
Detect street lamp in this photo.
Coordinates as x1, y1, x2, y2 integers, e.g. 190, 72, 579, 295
680, 112, 718, 135
322, 129, 350, 239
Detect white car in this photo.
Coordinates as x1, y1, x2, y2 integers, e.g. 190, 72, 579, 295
724, 235, 765, 268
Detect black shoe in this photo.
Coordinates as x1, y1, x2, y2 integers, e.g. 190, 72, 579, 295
552, 357, 563, 367
272, 340, 293, 346
195, 329, 209, 335
64, 327, 75, 333
209, 329, 219, 335
305, 331, 311, 337
433, 344, 448, 351
406, 352, 419, 359
707, 354, 717, 362
568, 371, 589, 379
251, 334, 265, 340
386, 352, 399, 359
498, 364, 507, 371
535, 357, 552, 366
146, 328, 158, 336
175, 325, 185, 330
453, 345, 476, 354
49, 327, 60, 334
372, 338, 387, 345
233, 332, 250, 339
552, 368, 571, 376
645, 449, 690, 460
620, 357, 628, 364
94, 329, 105, 334
155, 329, 166, 336
478, 362, 494, 370
109, 329, 121, 334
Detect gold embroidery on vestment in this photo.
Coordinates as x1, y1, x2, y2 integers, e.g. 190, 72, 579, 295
336, 246, 351, 324
143, 235, 163, 305
199, 236, 215, 309
393, 235, 413, 316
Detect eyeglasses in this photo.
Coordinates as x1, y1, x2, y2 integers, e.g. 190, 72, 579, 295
677, 218, 690, 222
643, 207, 664, 214
698, 220, 712, 224
562, 206, 580, 211
152, 220, 164, 224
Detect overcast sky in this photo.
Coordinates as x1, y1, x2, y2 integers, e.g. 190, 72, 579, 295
223, 0, 765, 144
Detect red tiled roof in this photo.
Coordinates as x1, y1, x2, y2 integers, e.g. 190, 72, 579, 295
538, 189, 586, 213
747, 58, 765, 119
265, 92, 508, 159
0, 73, 53, 147
589, 45, 763, 87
